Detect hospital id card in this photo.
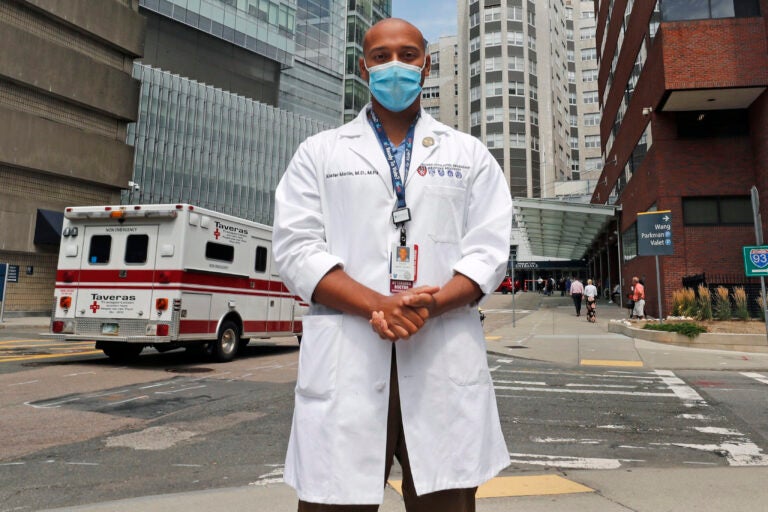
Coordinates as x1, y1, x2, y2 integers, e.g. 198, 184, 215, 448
390, 244, 418, 293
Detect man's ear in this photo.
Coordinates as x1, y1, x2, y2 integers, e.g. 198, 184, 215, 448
359, 56, 369, 82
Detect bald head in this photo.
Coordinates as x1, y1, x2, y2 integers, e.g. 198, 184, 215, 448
363, 18, 427, 53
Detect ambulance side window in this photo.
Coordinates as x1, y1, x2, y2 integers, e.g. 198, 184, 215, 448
205, 242, 234, 262
255, 246, 268, 273
125, 235, 149, 264
88, 235, 111, 264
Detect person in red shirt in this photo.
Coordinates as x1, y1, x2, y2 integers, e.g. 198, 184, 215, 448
632, 276, 645, 320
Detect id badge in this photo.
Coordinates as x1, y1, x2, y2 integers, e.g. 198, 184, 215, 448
392, 207, 411, 225
390, 244, 418, 293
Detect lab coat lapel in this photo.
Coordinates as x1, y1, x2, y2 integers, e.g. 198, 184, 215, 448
341, 108, 393, 193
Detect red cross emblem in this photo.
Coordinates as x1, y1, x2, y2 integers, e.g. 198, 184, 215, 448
214, 228, 221, 240
90, 301, 100, 313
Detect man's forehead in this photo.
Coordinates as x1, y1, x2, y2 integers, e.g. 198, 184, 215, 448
364, 19, 424, 50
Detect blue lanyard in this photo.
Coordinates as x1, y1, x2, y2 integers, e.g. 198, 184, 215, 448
369, 108, 420, 210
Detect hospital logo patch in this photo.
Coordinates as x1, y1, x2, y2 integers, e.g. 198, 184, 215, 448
417, 165, 428, 176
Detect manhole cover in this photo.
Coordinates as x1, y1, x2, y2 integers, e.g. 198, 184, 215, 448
166, 367, 214, 374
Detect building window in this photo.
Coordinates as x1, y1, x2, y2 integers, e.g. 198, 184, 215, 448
584, 90, 599, 103
485, 81, 504, 96
580, 27, 595, 40
422, 86, 440, 99
682, 196, 752, 225
585, 157, 602, 171
470, 36, 481, 52
509, 6, 523, 21
580, 48, 597, 60
622, 223, 637, 262
486, 107, 505, 123
486, 132, 504, 148
485, 6, 502, 21
661, 0, 760, 21
585, 135, 600, 148
582, 69, 598, 82
507, 31, 524, 46
509, 81, 525, 96
510, 107, 526, 122
584, 112, 601, 126
510, 132, 526, 148
485, 31, 502, 46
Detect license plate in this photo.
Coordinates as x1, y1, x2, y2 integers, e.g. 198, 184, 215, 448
101, 323, 119, 335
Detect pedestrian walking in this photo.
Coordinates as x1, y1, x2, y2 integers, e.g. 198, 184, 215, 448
570, 276, 584, 317
584, 279, 598, 323
632, 276, 646, 320
273, 18, 512, 511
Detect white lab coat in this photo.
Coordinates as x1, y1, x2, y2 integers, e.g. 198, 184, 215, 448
273, 106, 512, 504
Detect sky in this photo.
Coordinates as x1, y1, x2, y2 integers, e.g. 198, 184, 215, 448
392, 0, 458, 45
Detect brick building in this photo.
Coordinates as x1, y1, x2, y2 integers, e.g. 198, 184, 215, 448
590, 0, 768, 318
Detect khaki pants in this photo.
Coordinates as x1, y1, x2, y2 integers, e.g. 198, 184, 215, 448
298, 348, 477, 512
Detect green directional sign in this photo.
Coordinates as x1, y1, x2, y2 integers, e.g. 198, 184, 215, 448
743, 246, 768, 276
637, 210, 673, 256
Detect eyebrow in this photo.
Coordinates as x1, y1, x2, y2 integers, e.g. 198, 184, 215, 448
367, 44, 422, 53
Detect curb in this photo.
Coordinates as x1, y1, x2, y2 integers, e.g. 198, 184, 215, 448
608, 321, 768, 353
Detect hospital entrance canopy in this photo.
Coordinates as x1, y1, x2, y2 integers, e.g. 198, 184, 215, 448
514, 198, 619, 260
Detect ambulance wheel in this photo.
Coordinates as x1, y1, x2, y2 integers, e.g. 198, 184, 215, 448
101, 342, 143, 361
211, 321, 239, 362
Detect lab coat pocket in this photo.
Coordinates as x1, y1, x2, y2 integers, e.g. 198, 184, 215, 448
424, 186, 465, 243
295, 315, 342, 399
441, 312, 490, 386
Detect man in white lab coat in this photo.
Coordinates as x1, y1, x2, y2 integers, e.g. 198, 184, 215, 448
273, 18, 512, 512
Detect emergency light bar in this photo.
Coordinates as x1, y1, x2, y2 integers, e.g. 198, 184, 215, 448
64, 205, 180, 220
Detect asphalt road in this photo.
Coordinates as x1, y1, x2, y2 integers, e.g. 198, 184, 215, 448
1, 295, 768, 510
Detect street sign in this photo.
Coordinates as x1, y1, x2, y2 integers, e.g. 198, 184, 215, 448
637, 210, 673, 256
743, 246, 768, 276
6, 265, 19, 283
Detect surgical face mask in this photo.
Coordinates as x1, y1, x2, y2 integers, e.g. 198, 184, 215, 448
365, 59, 425, 113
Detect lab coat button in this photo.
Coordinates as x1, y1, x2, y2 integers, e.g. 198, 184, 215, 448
375, 381, 386, 392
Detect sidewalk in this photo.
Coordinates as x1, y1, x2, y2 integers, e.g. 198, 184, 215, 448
33, 294, 768, 510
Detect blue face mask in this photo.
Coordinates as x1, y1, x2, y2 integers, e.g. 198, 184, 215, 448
365, 60, 425, 113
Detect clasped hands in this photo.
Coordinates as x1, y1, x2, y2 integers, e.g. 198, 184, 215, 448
369, 285, 440, 341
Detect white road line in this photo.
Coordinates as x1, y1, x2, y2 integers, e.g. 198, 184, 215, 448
653, 441, 768, 466
741, 372, 768, 385
495, 359, 515, 364
694, 427, 743, 436
654, 370, 707, 407
509, 452, 644, 470
155, 385, 207, 394
7, 380, 38, 387
106, 395, 149, 406
24, 397, 80, 409
565, 383, 636, 389
172, 464, 203, 468
0, 462, 25, 466
494, 384, 673, 398
65, 462, 99, 466
140, 382, 175, 389
678, 414, 711, 420
64, 372, 96, 377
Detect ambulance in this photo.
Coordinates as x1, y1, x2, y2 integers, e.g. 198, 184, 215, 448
46, 204, 306, 362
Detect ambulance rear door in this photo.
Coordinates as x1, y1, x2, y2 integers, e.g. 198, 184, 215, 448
74, 224, 159, 332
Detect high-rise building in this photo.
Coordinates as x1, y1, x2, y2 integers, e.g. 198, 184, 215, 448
279, 0, 347, 126
458, 0, 572, 200
129, 0, 337, 221
422, 36, 460, 129
343, 0, 391, 122
592, 0, 767, 318
0, 0, 145, 315
559, 0, 602, 198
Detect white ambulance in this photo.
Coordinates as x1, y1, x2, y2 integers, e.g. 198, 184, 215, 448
47, 204, 306, 362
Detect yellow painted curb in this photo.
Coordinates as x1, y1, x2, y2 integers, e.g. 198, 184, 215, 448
485, 336, 502, 341
0, 350, 102, 363
580, 359, 644, 367
388, 474, 594, 498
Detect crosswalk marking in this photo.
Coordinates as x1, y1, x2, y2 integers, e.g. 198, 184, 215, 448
741, 372, 768, 385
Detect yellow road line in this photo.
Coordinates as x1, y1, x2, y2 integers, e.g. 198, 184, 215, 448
0, 339, 51, 345
0, 350, 102, 363
485, 336, 502, 341
581, 359, 644, 367
388, 475, 593, 498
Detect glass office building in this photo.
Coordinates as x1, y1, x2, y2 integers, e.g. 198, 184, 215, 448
128, 64, 331, 225
344, 0, 391, 121
279, 0, 347, 125
139, 0, 297, 66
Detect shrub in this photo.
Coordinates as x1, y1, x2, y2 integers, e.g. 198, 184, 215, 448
643, 321, 707, 338
671, 288, 697, 317
732, 286, 749, 320
696, 285, 712, 321
713, 286, 732, 321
